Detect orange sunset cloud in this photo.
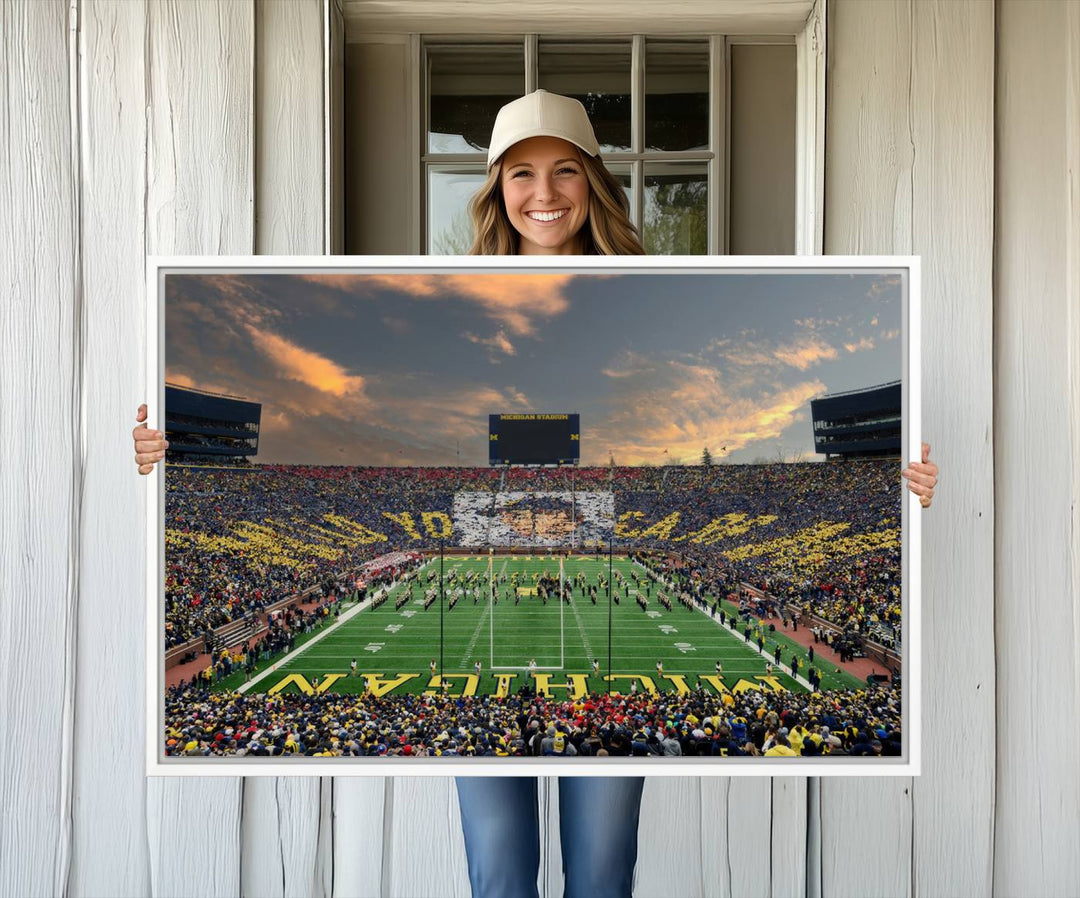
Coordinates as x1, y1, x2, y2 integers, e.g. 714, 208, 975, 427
296, 272, 577, 335
597, 358, 824, 465
244, 324, 366, 398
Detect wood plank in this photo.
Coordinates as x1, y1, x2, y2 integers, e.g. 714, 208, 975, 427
144, 0, 255, 256
541, 776, 717, 898
824, 0, 913, 255
698, 779, 730, 897
821, 3, 915, 894
0, 1, 78, 895
727, 779, 776, 896
697, 779, 775, 898
624, 777, 704, 898
69, 1, 153, 894
806, 778, 821, 898
314, 779, 334, 898
255, 0, 324, 257
994, 2, 1080, 894
540, 777, 559, 898
147, 778, 243, 897
331, 779, 386, 897
384, 777, 471, 898
144, 2, 254, 895
771, 777, 808, 897
241, 778, 324, 898
821, 779, 912, 898
824, 2, 997, 896
241, 2, 326, 894
327, 0, 345, 255
908, 2, 995, 896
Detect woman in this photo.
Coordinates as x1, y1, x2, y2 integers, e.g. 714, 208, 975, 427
467, 90, 644, 257
450, 90, 649, 898
132, 90, 938, 898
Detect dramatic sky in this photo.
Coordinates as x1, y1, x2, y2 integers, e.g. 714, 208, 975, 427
165, 270, 903, 466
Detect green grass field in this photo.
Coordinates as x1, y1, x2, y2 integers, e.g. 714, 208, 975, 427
230, 555, 866, 698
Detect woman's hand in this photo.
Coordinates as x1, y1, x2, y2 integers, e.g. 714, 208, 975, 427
133, 403, 168, 475
902, 442, 938, 508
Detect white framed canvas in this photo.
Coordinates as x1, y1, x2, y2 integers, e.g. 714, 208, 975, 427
145, 255, 921, 776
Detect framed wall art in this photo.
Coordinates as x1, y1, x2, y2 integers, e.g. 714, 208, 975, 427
146, 256, 920, 776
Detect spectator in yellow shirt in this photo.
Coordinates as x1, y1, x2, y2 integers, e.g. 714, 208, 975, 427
764, 734, 798, 757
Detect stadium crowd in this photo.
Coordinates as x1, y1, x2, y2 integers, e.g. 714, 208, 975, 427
164, 461, 901, 649
163, 679, 901, 760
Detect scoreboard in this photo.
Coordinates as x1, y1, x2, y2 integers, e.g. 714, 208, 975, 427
488, 413, 580, 465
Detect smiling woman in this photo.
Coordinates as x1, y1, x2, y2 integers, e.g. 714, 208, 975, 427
500, 137, 591, 254
467, 90, 645, 256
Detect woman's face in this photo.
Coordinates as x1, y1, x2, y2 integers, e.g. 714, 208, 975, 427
499, 136, 590, 255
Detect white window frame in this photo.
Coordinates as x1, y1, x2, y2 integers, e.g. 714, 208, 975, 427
404, 1, 825, 256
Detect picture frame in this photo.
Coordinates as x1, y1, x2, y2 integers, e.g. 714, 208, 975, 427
146, 255, 921, 776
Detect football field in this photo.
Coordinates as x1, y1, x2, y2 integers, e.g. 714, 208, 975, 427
235, 555, 865, 697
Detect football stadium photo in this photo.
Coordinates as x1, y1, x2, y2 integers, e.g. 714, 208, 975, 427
159, 269, 906, 762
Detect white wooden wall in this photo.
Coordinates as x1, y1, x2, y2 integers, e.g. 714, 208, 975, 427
1, 1, 1077, 896
994, 1, 1080, 894
824, 2, 996, 894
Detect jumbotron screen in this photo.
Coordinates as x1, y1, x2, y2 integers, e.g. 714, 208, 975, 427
488, 413, 580, 465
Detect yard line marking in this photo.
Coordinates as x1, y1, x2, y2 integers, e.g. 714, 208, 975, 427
459, 591, 493, 666
567, 589, 594, 660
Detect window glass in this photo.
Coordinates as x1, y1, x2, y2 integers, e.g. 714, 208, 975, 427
604, 162, 634, 212
643, 163, 708, 254
644, 40, 709, 152
538, 41, 632, 153
428, 167, 487, 254
428, 44, 525, 154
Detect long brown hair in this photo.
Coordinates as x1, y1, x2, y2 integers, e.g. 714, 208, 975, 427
468, 150, 645, 255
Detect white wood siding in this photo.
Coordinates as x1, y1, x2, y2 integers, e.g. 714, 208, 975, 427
71, 0, 152, 894
824, 2, 997, 897
994, 1, 1080, 895
0, 2, 78, 896
0, 2, 1076, 897
143, 1, 253, 891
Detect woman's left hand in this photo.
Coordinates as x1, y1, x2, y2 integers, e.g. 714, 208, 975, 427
902, 442, 938, 509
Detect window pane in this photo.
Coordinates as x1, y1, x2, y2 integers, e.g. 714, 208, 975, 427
428, 167, 487, 254
604, 163, 634, 221
645, 40, 709, 152
428, 44, 524, 154
643, 163, 707, 254
538, 41, 631, 153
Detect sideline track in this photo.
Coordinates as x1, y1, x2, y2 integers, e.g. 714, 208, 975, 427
235, 561, 432, 694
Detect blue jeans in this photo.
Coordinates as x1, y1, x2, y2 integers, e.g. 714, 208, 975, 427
455, 776, 645, 898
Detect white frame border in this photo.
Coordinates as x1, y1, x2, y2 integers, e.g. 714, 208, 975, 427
146, 253, 921, 777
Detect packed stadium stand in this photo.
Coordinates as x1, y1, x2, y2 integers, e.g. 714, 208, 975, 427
163, 462, 900, 646
162, 460, 904, 759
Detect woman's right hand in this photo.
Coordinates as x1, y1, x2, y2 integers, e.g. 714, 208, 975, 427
133, 403, 168, 474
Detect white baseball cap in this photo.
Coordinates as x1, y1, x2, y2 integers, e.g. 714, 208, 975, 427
486, 90, 601, 169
